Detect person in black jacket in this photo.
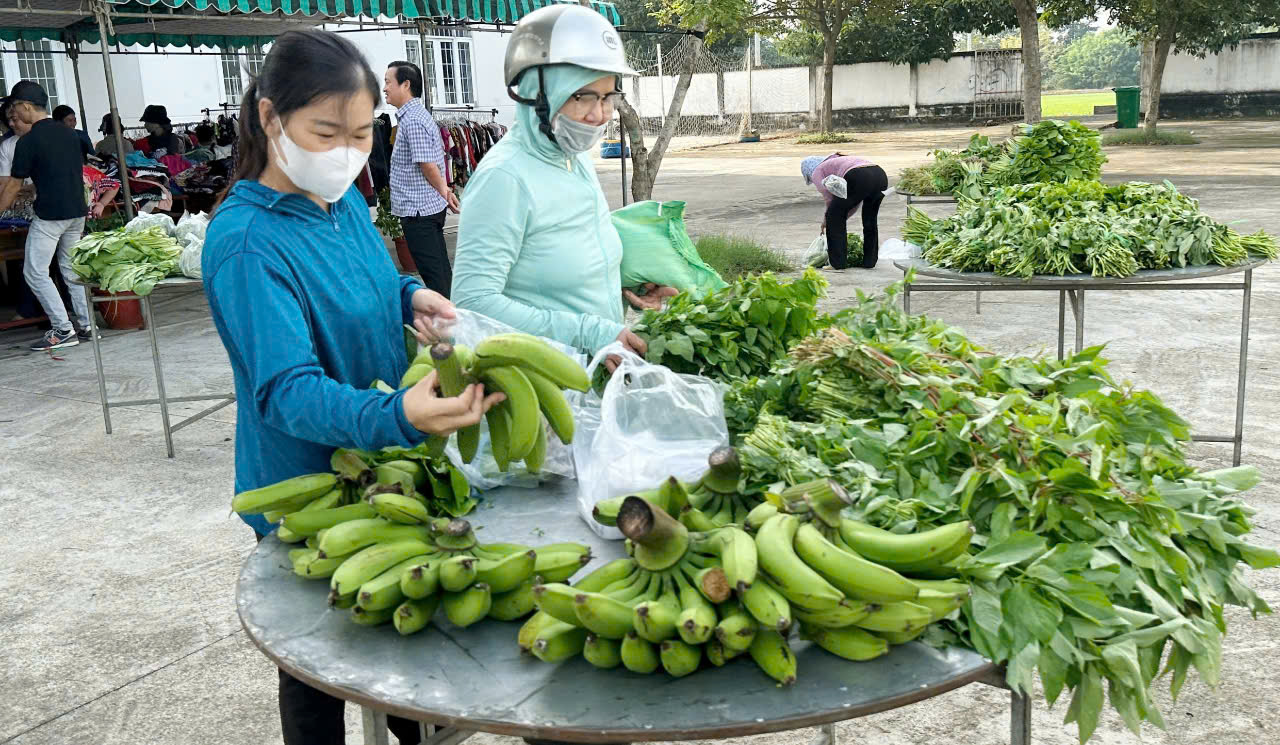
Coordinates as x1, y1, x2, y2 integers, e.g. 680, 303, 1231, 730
140, 104, 186, 157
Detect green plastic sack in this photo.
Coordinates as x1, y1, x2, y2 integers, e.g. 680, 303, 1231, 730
611, 200, 728, 296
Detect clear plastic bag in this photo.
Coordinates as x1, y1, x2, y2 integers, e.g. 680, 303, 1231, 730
125, 212, 175, 235
821, 174, 848, 199
572, 344, 730, 539
174, 212, 209, 245
805, 233, 828, 268
879, 238, 917, 260
431, 308, 582, 491
178, 235, 203, 279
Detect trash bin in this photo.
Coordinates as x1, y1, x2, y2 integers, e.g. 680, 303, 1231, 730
1113, 86, 1141, 129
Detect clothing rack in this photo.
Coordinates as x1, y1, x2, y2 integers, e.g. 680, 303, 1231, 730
431, 106, 498, 123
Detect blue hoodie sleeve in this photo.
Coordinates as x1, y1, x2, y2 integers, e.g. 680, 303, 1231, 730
209, 250, 426, 449
400, 275, 424, 326
452, 167, 625, 353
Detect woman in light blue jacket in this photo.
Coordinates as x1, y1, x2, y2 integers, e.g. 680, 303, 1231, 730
452, 5, 673, 366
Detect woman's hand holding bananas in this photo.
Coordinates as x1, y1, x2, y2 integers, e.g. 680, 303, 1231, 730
401, 368, 506, 437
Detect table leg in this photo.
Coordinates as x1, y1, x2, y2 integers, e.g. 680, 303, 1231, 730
1057, 290, 1066, 361
904, 283, 911, 315
86, 285, 112, 435
141, 295, 174, 458
975, 291, 982, 315
360, 706, 391, 745
1010, 690, 1031, 745
807, 723, 837, 745
1075, 290, 1085, 354
1233, 269, 1253, 467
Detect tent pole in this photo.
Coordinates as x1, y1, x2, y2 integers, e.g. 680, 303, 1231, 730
93, 4, 135, 220
417, 20, 432, 110
67, 43, 90, 138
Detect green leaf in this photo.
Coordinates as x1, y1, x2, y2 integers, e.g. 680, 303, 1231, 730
1006, 640, 1040, 695
974, 531, 1048, 568
665, 334, 695, 362
1006, 583, 1063, 644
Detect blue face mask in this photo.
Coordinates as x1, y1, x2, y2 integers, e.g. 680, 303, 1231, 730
551, 114, 607, 156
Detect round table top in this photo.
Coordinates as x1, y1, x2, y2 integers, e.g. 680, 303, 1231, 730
238, 478, 997, 743
72, 275, 203, 291
893, 257, 1266, 286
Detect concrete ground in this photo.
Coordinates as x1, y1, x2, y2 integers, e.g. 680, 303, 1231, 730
2, 117, 1278, 745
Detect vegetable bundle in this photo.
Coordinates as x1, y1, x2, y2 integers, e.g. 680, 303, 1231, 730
725, 284, 1276, 742
70, 226, 183, 296
905, 179, 1278, 278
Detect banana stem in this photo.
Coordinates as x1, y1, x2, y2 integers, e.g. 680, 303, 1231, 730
700, 447, 742, 494
617, 497, 690, 571
780, 479, 850, 527
431, 343, 466, 397
434, 518, 476, 551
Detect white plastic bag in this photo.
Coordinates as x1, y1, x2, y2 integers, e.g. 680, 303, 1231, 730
821, 174, 848, 199
804, 233, 828, 268
433, 308, 581, 491
174, 212, 209, 245
125, 212, 175, 235
572, 344, 730, 539
879, 238, 919, 260
178, 235, 203, 279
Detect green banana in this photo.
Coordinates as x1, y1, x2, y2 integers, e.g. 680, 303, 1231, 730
368, 493, 431, 525
913, 588, 968, 622
741, 576, 793, 633
909, 578, 971, 595
531, 622, 588, 663
523, 369, 575, 445
291, 549, 345, 579
524, 415, 548, 474
852, 601, 933, 633
518, 611, 557, 652
431, 343, 479, 463
330, 588, 358, 609
838, 519, 975, 574
673, 572, 717, 645
371, 379, 396, 394
877, 627, 928, 645
533, 583, 582, 626
620, 631, 661, 674
283, 503, 377, 537
732, 497, 751, 527
659, 639, 702, 678
793, 523, 919, 603
400, 557, 441, 599
399, 362, 434, 389
633, 579, 681, 643
351, 605, 396, 626
275, 525, 306, 544
443, 583, 492, 627
478, 365, 541, 461
394, 595, 440, 636
792, 599, 877, 629
683, 563, 731, 604
473, 333, 590, 392
232, 473, 337, 514
574, 591, 637, 639
748, 628, 797, 686
438, 554, 478, 592
583, 633, 623, 669
357, 554, 432, 611
745, 502, 779, 532
572, 557, 638, 592
489, 578, 538, 621
715, 600, 759, 652
271, 487, 346, 526
533, 542, 591, 557
474, 542, 536, 558
716, 527, 758, 591
373, 465, 415, 496
474, 549, 536, 593
331, 540, 434, 598
706, 638, 741, 667
801, 624, 890, 661
711, 497, 735, 527
532, 551, 592, 584
317, 519, 432, 559
755, 514, 844, 610
380, 460, 428, 489
485, 403, 513, 472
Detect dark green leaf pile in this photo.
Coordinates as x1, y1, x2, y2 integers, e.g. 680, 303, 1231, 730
904, 180, 1278, 278
725, 284, 1276, 743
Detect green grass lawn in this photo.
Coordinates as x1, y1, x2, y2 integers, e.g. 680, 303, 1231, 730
1042, 91, 1115, 118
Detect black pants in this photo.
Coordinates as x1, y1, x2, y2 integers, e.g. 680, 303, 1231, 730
824, 165, 888, 269
401, 210, 451, 298
255, 533, 423, 745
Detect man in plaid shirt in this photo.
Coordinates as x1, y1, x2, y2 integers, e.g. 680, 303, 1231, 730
384, 60, 459, 296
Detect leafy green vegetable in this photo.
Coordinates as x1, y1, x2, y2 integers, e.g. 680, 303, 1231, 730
70, 226, 183, 295
728, 282, 1275, 743
905, 179, 1277, 278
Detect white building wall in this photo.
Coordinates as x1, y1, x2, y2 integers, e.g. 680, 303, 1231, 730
832, 62, 909, 109
916, 57, 976, 106
1162, 36, 1280, 94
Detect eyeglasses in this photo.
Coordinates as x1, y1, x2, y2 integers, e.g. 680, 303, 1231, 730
567, 91, 624, 112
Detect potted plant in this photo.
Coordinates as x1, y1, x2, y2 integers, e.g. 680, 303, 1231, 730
376, 189, 415, 273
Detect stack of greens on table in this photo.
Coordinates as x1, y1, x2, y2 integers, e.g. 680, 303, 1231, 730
70, 226, 183, 295
896, 120, 1106, 198
904, 179, 1279, 278
719, 282, 1275, 742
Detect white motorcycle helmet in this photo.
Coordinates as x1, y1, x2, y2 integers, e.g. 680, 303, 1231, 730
504, 4, 638, 142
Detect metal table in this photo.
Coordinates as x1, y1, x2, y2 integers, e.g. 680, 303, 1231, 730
894, 258, 1261, 465
239, 479, 1030, 745
79, 277, 236, 458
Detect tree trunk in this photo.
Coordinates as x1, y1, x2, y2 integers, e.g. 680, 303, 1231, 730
1011, 0, 1041, 123
616, 98, 655, 201
821, 31, 837, 133
1143, 32, 1173, 135
1139, 38, 1155, 115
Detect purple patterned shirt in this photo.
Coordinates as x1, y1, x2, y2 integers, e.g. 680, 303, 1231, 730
390, 98, 447, 217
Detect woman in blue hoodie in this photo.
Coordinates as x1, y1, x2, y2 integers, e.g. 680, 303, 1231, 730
203, 30, 501, 745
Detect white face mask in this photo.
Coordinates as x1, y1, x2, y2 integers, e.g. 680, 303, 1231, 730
551, 114, 607, 156
271, 125, 370, 204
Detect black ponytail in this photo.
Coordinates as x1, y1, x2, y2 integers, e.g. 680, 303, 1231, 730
227, 29, 381, 191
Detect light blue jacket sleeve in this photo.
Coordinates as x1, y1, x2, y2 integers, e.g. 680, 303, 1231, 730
452, 167, 625, 353
210, 251, 426, 449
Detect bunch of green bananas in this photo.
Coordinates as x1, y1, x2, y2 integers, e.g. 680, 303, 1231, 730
593, 447, 762, 532
286, 514, 590, 634
743, 480, 974, 658
398, 333, 589, 473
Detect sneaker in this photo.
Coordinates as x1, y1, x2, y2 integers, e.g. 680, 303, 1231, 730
77, 328, 97, 343
31, 328, 79, 351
